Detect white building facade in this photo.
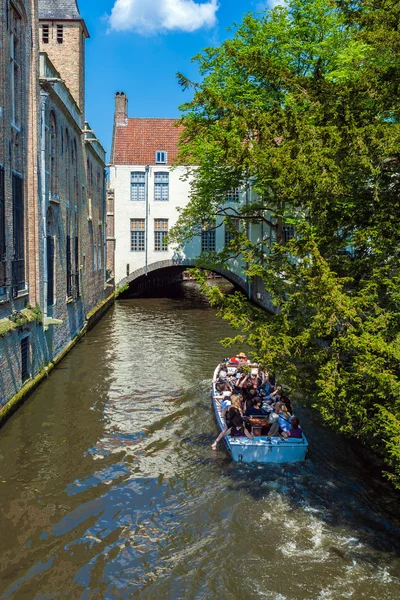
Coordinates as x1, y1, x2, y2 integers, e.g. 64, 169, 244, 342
110, 93, 199, 284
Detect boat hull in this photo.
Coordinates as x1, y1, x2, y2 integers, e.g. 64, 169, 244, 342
212, 366, 308, 464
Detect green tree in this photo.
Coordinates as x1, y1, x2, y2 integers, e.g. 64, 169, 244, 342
171, 0, 400, 487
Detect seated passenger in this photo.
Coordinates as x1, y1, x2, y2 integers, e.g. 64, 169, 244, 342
230, 393, 244, 416
237, 352, 249, 365
267, 412, 281, 437
245, 396, 268, 417
262, 374, 276, 396
211, 413, 254, 450
216, 380, 233, 394
274, 402, 292, 432
285, 417, 303, 439
280, 395, 293, 415
220, 391, 232, 419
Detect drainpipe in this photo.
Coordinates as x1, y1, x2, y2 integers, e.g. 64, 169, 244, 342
145, 165, 150, 276
40, 90, 49, 322
245, 180, 251, 298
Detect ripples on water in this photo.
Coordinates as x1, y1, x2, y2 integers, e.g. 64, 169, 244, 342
0, 283, 400, 599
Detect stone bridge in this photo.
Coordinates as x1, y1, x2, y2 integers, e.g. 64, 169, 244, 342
118, 258, 249, 295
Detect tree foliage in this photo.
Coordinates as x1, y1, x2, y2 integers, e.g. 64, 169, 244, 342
170, 0, 400, 487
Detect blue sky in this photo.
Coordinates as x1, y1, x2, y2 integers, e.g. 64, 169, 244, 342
80, 1, 281, 157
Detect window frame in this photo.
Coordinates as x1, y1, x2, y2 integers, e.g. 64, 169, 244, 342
42, 24, 49, 44
0, 166, 6, 293
20, 335, 30, 383
154, 171, 169, 202
155, 151, 167, 164
12, 172, 25, 297
224, 218, 240, 247
154, 219, 168, 252
226, 188, 240, 203
57, 24, 63, 44
130, 219, 145, 252
201, 221, 216, 253
130, 171, 145, 202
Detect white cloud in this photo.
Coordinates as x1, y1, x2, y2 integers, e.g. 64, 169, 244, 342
109, 0, 219, 34
257, 0, 286, 8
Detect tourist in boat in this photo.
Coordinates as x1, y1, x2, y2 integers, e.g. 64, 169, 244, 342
280, 395, 293, 415
262, 374, 277, 396
245, 396, 269, 417
211, 413, 254, 450
274, 402, 292, 432
228, 352, 248, 364
283, 417, 303, 439
237, 352, 249, 364
220, 389, 232, 408
216, 380, 233, 394
213, 405, 240, 447
267, 412, 281, 437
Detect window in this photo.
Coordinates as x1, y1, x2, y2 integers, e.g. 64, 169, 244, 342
225, 218, 240, 247
131, 172, 145, 201
0, 167, 5, 290
57, 24, 63, 44
283, 225, 295, 244
66, 233, 72, 297
201, 221, 216, 253
21, 337, 30, 383
154, 219, 168, 252
10, 31, 20, 126
226, 188, 239, 203
155, 151, 167, 164
93, 243, 97, 271
75, 235, 80, 295
65, 128, 70, 200
154, 172, 169, 201
49, 112, 58, 196
98, 226, 102, 270
42, 24, 49, 44
47, 235, 55, 305
12, 173, 25, 296
130, 219, 145, 252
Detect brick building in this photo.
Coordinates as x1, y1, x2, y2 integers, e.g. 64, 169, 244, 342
0, 0, 112, 420
0, 0, 43, 405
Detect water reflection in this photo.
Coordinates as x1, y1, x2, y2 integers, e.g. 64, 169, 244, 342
0, 283, 399, 599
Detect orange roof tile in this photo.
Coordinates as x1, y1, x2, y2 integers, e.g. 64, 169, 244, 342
112, 118, 184, 166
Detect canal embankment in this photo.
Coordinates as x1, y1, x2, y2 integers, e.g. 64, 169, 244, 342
0, 292, 115, 428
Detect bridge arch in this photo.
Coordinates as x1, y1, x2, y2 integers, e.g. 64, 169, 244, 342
118, 259, 248, 295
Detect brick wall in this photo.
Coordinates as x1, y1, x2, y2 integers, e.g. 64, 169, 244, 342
0, 0, 46, 406
39, 20, 86, 112
0, 2, 111, 412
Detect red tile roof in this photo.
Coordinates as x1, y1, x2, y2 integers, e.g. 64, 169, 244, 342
112, 118, 184, 166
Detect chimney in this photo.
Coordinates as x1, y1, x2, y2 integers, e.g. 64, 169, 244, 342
115, 92, 128, 126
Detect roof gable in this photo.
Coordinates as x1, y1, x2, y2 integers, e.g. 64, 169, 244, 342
112, 118, 184, 166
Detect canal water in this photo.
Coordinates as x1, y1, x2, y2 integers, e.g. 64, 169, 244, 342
1, 283, 400, 600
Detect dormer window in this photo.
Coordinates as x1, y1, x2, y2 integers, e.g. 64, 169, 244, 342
57, 25, 64, 44
155, 150, 167, 164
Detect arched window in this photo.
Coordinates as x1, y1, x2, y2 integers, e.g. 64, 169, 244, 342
49, 111, 58, 197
